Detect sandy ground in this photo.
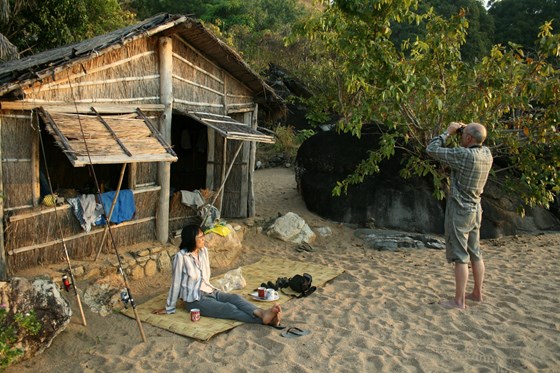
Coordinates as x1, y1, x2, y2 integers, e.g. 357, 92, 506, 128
6, 167, 560, 373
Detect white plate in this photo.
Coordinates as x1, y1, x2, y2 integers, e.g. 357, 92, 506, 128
250, 292, 280, 302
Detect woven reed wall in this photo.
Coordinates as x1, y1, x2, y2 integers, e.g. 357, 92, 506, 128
24, 38, 160, 103
172, 36, 224, 114
7, 218, 157, 272
136, 162, 157, 185
5, 189, 159, 271
133, 189, 158, 218
224, 74, 254, 110
210, 137, 248, 217
168, 191, 200, 234
5, 207, 82, 253
222, 139, 247, 218
1, 113, 35, 209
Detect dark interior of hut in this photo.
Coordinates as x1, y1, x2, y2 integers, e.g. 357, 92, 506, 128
170, 115, 207, 194
39, 121, 130, 199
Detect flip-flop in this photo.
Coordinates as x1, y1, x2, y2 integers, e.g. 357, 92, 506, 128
281, 327, 311, 338
269, 324, 287, 330
296, 243, 314, 252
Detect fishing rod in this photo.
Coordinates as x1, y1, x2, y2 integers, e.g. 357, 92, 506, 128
66, 73, 146, 342
75, 109, 147, 343
36, 109, 87, 326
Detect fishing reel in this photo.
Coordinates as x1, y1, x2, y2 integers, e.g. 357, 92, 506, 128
61, 273, 72, 292
120, 289, 131, 309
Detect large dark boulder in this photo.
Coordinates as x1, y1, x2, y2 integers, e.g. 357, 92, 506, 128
295, 128, 445, 234
295, 128, 560, 238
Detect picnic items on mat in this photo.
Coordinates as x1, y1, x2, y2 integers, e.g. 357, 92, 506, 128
260, 273, 317, 298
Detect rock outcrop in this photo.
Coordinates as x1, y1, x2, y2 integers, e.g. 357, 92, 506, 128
295, 128, 560, 238
0, 277, 72, 364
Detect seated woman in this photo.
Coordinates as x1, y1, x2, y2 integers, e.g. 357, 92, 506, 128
153, 224, 282, 327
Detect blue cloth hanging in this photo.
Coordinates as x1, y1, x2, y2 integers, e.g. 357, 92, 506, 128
99, 189, 136, 224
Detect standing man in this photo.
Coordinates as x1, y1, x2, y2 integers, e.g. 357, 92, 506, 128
426, 122, 493, 309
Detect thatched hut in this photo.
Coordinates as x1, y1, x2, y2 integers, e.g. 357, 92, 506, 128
0, 14, 283, 276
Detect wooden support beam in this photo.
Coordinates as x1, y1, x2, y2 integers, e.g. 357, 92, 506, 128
136, 108, 177, 157
91, 107, 132, 157
156, 36, 173, 244
37, 107, 78, 161
8, 217, 155, 255
0, 102, 165, 113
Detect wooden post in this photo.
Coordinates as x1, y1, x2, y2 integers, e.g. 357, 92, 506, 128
0, 115, 6, 280
247, 106, 258, 217
128, 163, 137, 190
239, 112, 251, 217
219, 137, 228, 210
31, 117, 40, 207
157, 36, 173, 244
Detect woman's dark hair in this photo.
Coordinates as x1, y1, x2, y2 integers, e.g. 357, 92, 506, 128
180, 224, 200, 252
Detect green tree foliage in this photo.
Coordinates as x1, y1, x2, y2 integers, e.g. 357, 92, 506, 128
130, 0, 310, 71
490, 0, 560, 52
0, 0, 134, 56
298, 0, 559, 211
130, 0, 211, 20
391, 0, 494, 63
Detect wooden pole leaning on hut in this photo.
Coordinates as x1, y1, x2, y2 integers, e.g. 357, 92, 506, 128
94, 163, 127, 262
36, 109, 87, 326
200, 141, 244, 228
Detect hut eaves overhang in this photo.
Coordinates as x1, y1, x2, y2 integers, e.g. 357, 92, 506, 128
181, 110, 275, 144
38, 107, 178, 167
0, 13, 284, 113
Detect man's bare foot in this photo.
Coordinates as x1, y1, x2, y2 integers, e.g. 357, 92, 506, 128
439, 299, 466, 309
466, 293, 482, 302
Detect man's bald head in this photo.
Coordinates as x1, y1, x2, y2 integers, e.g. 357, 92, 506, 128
466, 123, 487, 144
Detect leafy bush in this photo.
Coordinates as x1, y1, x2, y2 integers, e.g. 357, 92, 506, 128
0, 305, 42, 370
257, 125, 315, 166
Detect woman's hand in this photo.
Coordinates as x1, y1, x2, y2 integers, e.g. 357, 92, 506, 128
152, 308, 167, 315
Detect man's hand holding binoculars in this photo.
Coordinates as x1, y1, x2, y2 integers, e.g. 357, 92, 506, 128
445, 122, 466, 136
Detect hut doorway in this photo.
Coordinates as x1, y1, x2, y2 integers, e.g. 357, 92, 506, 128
170, 114, 207, 193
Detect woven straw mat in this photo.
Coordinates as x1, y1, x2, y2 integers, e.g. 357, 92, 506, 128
120, 257, 344, 341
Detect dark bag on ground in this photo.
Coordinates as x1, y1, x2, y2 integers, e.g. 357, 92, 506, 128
261, 273, 316, 298
287, 273, 316, 298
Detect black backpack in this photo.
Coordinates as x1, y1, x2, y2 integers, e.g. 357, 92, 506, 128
261, 273, 317, 298
287, 273, 316, 298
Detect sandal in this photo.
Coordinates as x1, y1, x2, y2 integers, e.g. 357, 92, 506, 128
281, 327, 311, 338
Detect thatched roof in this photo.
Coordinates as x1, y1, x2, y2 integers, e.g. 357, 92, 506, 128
0, 13, 284, 112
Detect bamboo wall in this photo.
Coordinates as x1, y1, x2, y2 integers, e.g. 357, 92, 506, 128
171, 35, 254, 115
23, 38, 160, 104
0, 112, 35, 211
4, 188, 159, 272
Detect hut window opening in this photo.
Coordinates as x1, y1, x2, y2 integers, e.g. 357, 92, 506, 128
39, 120, 130, 201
